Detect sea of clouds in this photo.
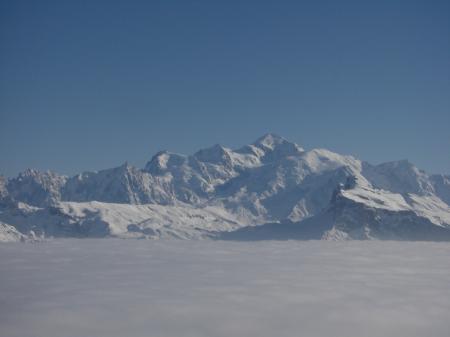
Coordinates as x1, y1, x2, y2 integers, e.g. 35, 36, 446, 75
1, 239, 450, 337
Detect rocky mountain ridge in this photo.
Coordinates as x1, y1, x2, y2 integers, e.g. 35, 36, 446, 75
1, 134, 449, 241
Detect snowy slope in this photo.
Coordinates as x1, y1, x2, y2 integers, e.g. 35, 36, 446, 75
0, 201, 248, 240
1, 133, 449, 241
223, 185, 450, 241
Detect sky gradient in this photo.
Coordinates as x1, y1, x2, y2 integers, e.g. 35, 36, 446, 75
1, 0, 449, 177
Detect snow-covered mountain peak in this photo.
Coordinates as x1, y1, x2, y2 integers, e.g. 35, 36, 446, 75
17, 168, 63, 180
299, 148, 362, 175
253, 133, 287, 149
193, 144, 233, 165
6, 169, 67, 207
239, 133, 305, 163
146, 151, 170, 173
1, 134, 449, 241
253, 133, 303, 152
145, 151, 186, 174
362, 159, 434, 196
369, 159, 419, 175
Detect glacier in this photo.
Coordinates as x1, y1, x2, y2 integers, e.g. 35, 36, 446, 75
1, 133, 449, 241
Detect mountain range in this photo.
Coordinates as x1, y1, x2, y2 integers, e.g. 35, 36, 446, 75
1, 133, 449, 242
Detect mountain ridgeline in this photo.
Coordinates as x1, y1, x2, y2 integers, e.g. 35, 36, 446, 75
1, 134, 450, 242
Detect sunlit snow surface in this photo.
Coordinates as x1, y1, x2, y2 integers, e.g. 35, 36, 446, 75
1, 240, 450, 337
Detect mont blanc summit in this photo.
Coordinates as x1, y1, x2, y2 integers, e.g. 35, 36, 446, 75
1, 134, 449, 241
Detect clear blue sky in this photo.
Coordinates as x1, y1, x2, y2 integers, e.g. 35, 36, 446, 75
1, 0, 449, 177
